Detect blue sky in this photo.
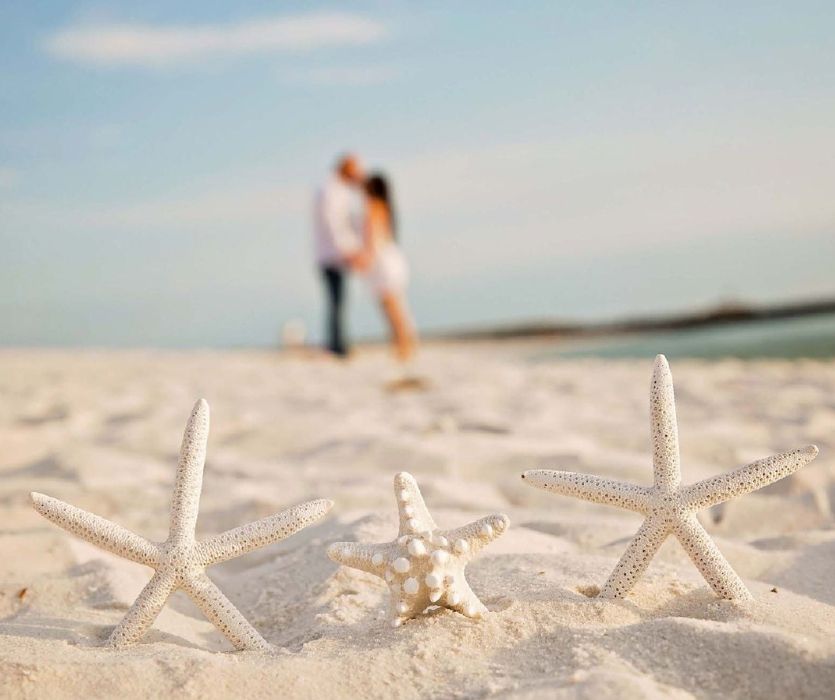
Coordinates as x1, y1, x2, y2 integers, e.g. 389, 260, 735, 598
2, 1, 834, 346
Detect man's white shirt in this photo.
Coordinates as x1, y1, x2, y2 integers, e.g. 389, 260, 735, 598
313, 175, 361, 266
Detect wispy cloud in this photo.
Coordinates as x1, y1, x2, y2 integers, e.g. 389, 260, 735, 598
280, 64, 397, 87
1, 179, 308, 232
42, 12, 389, 67
393, 127, 835, 279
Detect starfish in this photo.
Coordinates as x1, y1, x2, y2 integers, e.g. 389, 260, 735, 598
328, 472, 509, 626
31, 399, 333, 651
522, 354, 819, 601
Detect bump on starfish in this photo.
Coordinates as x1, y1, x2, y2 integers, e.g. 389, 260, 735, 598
522, 354, 819, 601
327, 472, 509, 627
31, 399, 333, 651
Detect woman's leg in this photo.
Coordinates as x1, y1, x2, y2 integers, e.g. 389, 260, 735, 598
380, 293, 415, 362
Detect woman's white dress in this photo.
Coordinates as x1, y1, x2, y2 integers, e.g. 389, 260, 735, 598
367, 230, 409, 298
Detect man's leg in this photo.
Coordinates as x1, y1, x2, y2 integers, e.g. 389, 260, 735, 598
322, 266, 348, 356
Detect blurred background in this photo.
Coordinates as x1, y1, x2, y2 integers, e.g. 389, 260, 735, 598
2, 1, 834, 354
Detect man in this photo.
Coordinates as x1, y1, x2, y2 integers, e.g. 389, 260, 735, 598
313, 154, 365, 357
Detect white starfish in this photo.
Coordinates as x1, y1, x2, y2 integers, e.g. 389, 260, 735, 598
31, 399, 333, 651
328, 472, 509, 626
522, 354, 819, 601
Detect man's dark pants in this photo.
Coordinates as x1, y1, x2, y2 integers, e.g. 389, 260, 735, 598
321, 265, 348, 356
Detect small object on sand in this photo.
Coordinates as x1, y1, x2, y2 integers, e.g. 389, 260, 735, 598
522, 354, 818, 601
328, 472, 509, 627
31, 399, 332, 651
280, 318, 307, 348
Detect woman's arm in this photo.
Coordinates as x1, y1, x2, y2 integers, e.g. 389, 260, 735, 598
363, 207, 375, 251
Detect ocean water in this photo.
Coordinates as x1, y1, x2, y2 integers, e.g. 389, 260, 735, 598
535, 313, 835, 360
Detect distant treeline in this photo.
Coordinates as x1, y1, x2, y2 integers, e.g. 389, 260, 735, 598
429, 297, 835, 342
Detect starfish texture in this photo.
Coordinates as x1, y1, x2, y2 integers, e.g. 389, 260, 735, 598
31, 399, 333, 651
522, 354, 819, 601
328, 472, 509, 626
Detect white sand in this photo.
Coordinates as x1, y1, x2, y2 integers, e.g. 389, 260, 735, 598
1, 347, 833, 698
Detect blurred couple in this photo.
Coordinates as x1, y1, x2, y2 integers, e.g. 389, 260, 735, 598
313, 154, 416, 363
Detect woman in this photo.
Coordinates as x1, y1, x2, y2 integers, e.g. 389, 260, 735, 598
360, 173, 416, 362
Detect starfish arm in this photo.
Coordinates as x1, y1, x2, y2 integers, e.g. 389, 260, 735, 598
444, 514, 509, 558
107, 570, 176, 647
388, 594, 419, 627
649, 355, 682, 489
394, 472, 437, 535
199, 498, 333, 566
522, 470, 651, 513
181, 572, 271, 651
31, 492, 159, 567
673, 514, 751, 600
327, 541, 389, 576
599, 516, 671, 598
446, 576, 489, 619
168, 399, 209, 543
681, 445, 819, 511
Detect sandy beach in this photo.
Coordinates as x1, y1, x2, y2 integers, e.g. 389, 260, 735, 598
1, 346, 834, 698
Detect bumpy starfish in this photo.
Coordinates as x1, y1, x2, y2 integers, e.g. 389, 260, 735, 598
31, 399, 333, 651
328, 472, 509, 626
522, 354, 818, 601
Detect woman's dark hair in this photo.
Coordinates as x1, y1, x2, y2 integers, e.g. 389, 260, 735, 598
365, 172, 397, 239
